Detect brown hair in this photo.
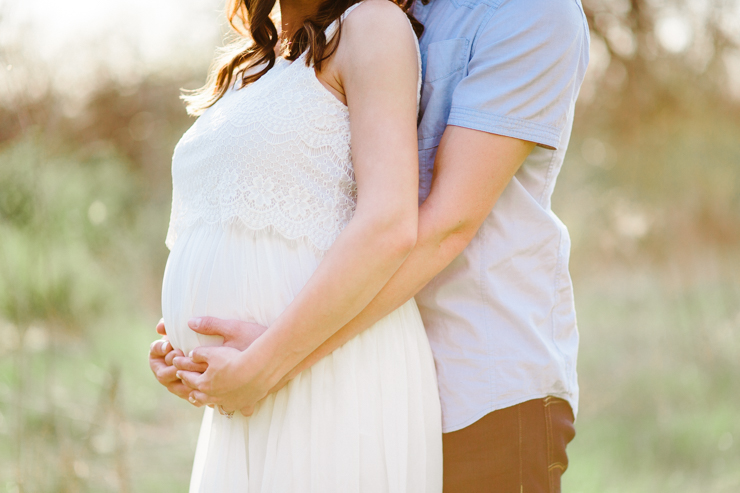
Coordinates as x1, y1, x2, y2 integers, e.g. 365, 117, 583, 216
182, 0, 423, 116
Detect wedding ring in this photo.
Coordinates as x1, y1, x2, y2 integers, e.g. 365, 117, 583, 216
217, 405, 235, 419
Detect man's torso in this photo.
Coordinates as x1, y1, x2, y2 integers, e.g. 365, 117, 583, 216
412, 0, 589, 432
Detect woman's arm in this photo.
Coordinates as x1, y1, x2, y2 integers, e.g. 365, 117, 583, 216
271, 128, 534, 390
177, 0, 421, 413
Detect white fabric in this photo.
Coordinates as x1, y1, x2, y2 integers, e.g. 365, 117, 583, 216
162, 4, 442, 492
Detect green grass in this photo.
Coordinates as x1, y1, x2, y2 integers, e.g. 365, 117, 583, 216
564, 257, 740, 493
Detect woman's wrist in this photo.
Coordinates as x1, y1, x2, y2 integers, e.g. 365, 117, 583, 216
236, 328, 296, 393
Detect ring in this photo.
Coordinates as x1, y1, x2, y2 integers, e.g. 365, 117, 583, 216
217, 405, 235, 419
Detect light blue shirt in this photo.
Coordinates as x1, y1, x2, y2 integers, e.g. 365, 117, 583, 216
412, 0, 590, 432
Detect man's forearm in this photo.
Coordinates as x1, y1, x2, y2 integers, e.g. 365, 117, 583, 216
271, 128, 534, 391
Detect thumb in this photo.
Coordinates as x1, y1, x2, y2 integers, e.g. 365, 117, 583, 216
156, 318, 167, 336
177, 369, 204, 391
188, 316, 234, 338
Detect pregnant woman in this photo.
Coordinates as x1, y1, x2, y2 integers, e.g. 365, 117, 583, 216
159, 0, 442, 490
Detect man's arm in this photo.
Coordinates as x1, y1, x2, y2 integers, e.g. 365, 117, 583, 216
271, 126, 534, 390
271, 0, 591, 389
150, 133, 531, 403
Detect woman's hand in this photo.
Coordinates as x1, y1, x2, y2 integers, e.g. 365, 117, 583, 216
149, 319, 191, 400
177, 346, 272, 416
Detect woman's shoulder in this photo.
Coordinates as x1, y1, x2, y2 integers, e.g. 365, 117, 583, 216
341, 1, 417, 47
345, 0, 409, 22
336, 0, 418, 66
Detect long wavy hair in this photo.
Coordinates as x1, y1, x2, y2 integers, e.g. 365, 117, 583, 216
182, 0, 423, 116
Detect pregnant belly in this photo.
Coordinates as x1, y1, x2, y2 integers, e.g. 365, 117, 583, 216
161, 223, 323, 356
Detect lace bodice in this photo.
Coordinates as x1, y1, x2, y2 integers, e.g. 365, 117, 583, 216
166, 4, 421, 252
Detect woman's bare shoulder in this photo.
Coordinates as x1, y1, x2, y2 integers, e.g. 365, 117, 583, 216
335, 0, 418, 73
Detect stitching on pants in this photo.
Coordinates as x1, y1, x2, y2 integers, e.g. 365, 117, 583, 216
545, 401, 554, 493
518, 406, 523, 493
548, 463, 566, 472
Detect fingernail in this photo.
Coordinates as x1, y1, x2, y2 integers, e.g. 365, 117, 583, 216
189, 318, 201, 329
188, 395, 196, 404
176, 371, 182, 379
188, 350, 193, 358
159, 340, 168, 352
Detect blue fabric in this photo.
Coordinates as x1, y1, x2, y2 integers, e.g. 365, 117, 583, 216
416, 0, 589, 149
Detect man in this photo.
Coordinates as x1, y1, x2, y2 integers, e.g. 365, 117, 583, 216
151, 0, 589, 490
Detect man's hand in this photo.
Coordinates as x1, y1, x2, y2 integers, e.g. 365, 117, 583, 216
171, 317, 268, 374
192, 317, 268, 351
149, 319, 192, 401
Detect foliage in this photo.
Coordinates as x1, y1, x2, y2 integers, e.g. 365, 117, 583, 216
581, 0, 740, 127
0, 132, 179, 492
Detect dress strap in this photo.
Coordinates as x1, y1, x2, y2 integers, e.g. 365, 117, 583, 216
324, 2, 364, 41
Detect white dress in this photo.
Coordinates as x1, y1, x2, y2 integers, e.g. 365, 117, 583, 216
161, 5, 443, 492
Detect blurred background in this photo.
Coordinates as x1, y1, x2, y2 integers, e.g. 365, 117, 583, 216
0, 0, 738, 491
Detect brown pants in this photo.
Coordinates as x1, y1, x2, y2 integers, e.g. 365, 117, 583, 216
442, 397, 575, 493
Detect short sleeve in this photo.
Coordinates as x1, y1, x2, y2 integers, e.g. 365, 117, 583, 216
448, 0, 589, 150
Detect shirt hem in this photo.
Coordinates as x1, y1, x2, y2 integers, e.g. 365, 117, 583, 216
448, 106, 561, 150
441, 391, 578, 433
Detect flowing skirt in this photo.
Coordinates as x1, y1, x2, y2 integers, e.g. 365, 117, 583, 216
162, 223, 443, 492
